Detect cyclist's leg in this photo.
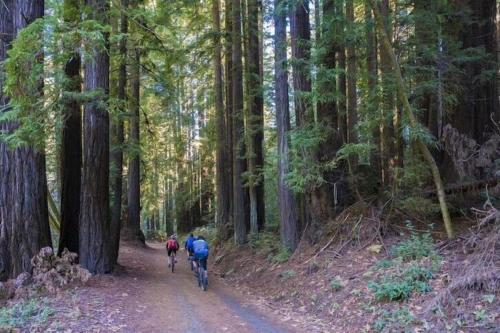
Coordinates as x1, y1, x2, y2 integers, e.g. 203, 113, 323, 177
167, 249, 172, 266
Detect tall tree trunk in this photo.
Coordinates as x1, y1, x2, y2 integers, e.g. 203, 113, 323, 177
0, 0, 52, 280
346, 0, 357, 167
79, 0, 111, 274
274, 0, 299, 251
109, 0, 128, 266
247, 0, 265, 234
378, 0, 396, 188
213, 0, 231, 241
365, 0, 381, 192
125, 48, 144, 243
224, 0, 234, 240
232, 0, 248, 245
289, 0, 312, 236
336, 0, 347, 144
59, 0, 82, 256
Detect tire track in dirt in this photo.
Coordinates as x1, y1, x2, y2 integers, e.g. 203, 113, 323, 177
116, 242, 298, 333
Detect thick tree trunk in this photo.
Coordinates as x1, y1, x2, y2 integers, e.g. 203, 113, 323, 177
59, 0, 81, 256
224, 0, 234, 240
0, 0, 52, 281
378, 0, 396, 188
232, 0, 248, 245
109, 0, 128, 266
213, 0, 231, 242
80, 0, 112, 274
246, 0, 265, 234
346, 0, 357, 170
365, 1, 381, 192
274, 0, 299, 251
125, 48, 144, 243
289, 0, 312, 236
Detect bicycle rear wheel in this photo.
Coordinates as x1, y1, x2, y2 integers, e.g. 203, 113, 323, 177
171, 254, 175, 273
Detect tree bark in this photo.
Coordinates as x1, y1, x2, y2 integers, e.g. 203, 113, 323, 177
0, 0, 52, 281
213, 0, 231, 242
59, 0, 81, 256
224, 0, 234, 240
109, 0, 128, 266
289, 0, 312, 236
246, 0, 265, 234
274, 0, 299, 251
80, 0, 112, 274
346, 0, 357, 166
125, 48, 144, 243
232, 0, 248, 245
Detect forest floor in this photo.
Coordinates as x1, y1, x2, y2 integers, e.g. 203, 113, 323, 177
212, 214, 499, 333
0, 242, 315, 333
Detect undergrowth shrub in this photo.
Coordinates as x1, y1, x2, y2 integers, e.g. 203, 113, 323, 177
0, 298, 54, 328
272, 247, 292, 263
374, 307, 415, 332
391, 224, 437, 261
370, 224, 440, 302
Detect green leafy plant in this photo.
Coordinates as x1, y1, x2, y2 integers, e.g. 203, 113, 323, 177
273, 247, 292, 263
391, 224, 438, 261
279, 270, 296, 281
330, 277, 343, 291
0, 298, 54, 328
374, 307, 415, 332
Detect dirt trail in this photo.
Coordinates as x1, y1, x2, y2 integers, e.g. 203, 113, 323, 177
95, 242, 299, 333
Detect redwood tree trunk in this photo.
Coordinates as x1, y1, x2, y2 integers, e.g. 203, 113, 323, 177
125, 48, 144, 243
0, 0, 52, 281
232, 0, 248, 245
213, 0, 231, 240
289, 0, 312, 235
109, 0, 128, 265
59, 0, 82, 256
247, 0, 265, 234
223, 0, 234, 240
79, 0, 111, 274
274, 0, 299, 251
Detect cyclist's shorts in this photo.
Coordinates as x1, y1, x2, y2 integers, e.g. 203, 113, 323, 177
167, 249, 177, 256
197, 257, 208, 270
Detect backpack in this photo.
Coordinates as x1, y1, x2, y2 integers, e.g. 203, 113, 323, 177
167, 239, 178, 250
193, 239, 209, 259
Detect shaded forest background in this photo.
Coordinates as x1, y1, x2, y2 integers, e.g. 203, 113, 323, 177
0, 0, 498, 279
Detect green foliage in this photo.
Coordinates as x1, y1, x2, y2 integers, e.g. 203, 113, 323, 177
391, 225, 437, 261
287, 124, 330, 193
279, 269, 296, 281
330, 277, 343, 291
369, 264, 433, 301
272, 247, 292, 264
398, 197, 441, 219
0, 298, 54, 328
373, 307, 415, 333
370, 225, 439, 302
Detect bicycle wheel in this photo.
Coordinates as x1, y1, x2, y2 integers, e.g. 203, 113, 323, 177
202, 270, 208, 291
171, 254, 175, 273
197, 266, 203, 288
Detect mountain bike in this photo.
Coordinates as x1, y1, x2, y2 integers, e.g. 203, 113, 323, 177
169, 251, 176, 273
196, 259, 208, 291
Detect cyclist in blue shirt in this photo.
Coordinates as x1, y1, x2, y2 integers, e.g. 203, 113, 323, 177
192, 236, 209, 272
184, 233, 196, 258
